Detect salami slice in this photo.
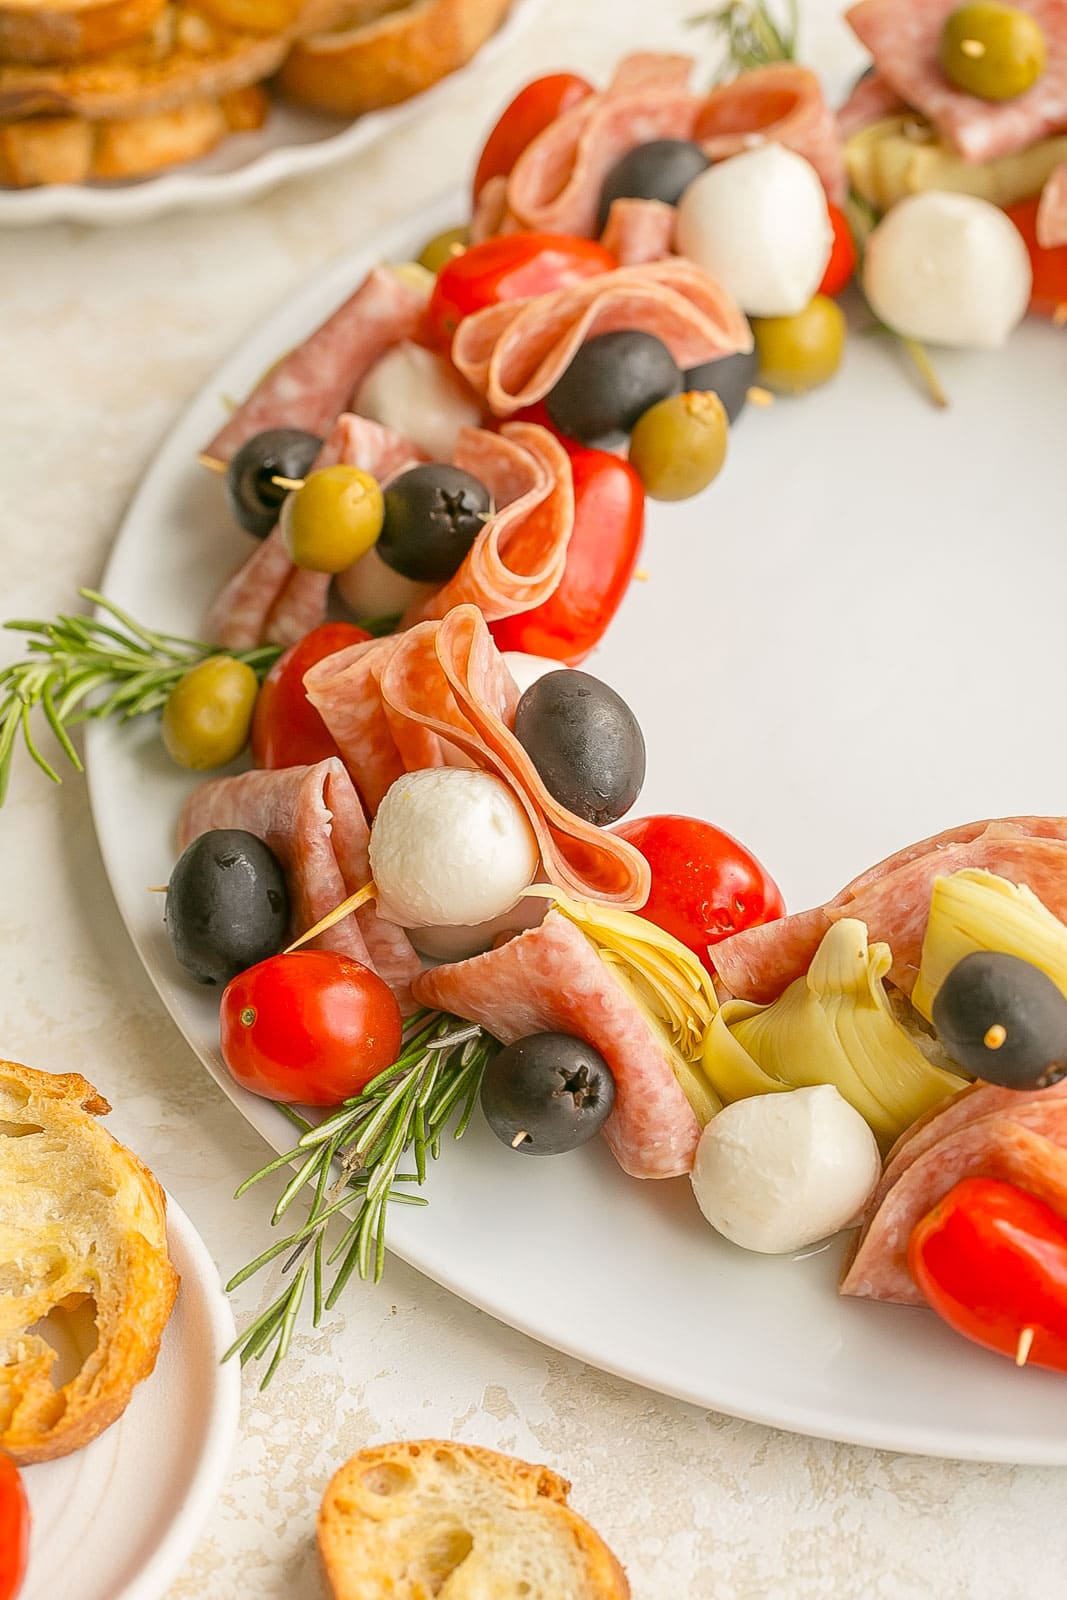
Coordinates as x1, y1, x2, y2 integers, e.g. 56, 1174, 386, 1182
1038, 159, 1067, 245
835, 68, 909, 138
176, 758, 421, 1006
841, 1114, 1067, 1303
599, 197, 676, 265
694, 64, 847, 201
413, 909, 701, 1177
305, 603, 651, 909
450, 258, 751, 418
202, 267, 426, 465
205, 413, 425, 651
846, 0, 1067, 163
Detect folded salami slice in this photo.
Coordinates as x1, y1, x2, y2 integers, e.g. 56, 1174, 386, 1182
846, 0, 1067, 163
712, 818, 1067, 1003
835, 68, 909, 138
305, 603, 651, 909
1038, 159, 1067, 245
202, 267, 426, 464
599, 197, 676, 266
205, 413, 426, 651
413, 909, 701, 1177
451, 259, 751, 418
841, 1113, 1067, 1303
694, 64, 848, 201
176, 758, 422, 1006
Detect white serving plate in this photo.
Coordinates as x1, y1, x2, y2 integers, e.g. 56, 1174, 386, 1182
21, 1194, 240, 1600
0, 0, 540, 228
84, 191, 1067, 1463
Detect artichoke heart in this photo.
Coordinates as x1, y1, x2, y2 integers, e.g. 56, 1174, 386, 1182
701, 919, 966, 1152
913, 869, 1067, 1023
847, 115, 1067, 213
527, 886, 721, 1125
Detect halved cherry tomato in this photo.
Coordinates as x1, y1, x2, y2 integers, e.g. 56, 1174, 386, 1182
220, 950, 403, 1105
0, 1454, 29, 1600
250, 621, 370, 770
611, 815, 786, 974
909, 1176, 1067, 1374
473, 71, 594, 201
818, 202, 857, 297
424, 234, 616, 348
1004, 194, 1067, 317
489, 441, 645, 664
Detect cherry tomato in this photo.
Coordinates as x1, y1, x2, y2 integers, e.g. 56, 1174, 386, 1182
473, 71, 594, 201
611, 815, 785, 974
0, 1454, 29, 1600
1004, 194, 1067, 317
425, 234, 616, 348
251, 621, 370, 770
220, 950, 403, 1105
818, 202, 857, 297
909, 1177, 1067, 1374
490, 441, 645, 664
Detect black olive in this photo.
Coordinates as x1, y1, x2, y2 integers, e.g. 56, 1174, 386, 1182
376, 464, 492, 583
597, 138, 711, 230
165, 828, 289, 985
545, 330, 681, 448
513, 669, 645, 826
932, 951, 1067, 1089
480, 1032, 616, 1155
683, 347, 759, 425
225, 429, 323, 538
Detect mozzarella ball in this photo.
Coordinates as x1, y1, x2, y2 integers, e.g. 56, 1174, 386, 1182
690, 1085, 880, 1254
336, 546, 436, 622
355, 341, 482, 461
501, 651, 570, 696
863, 192, 1032, 348
369, 768, 539, 928
675, 145, 833, 316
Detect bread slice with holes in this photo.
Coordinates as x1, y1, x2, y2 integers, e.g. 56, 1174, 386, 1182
0, 1060, 179, 1465
318, 1439, 631, 1599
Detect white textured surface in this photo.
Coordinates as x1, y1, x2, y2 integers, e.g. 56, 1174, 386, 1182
2, 0, 1066, 1594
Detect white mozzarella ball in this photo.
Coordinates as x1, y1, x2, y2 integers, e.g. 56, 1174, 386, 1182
370, 768, 539, 928
336, 546, 436, 622
501, 651, 570, 696
355, 341, 482, 461
690, 1085, 880, 1255
863, 192, 1032, 348
675, 144, 833, 316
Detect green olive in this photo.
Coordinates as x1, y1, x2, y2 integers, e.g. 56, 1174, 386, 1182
752, 296, 846, 395
161, 656, 259, 771
939, 2, 1046, 101
627, 390, 729, 501
417, 224, 470, 274
281, 465, 384, 574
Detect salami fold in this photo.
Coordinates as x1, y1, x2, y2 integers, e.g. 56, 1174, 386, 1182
413, 909, 701, 1178
176, 758, 422, 1005
1038, 159, 1067, 246
203, 267, 426, 464
450, 258, 751, 417
305, 603, 650, 910
835, 68, 909, 138
599, 197, 676, 266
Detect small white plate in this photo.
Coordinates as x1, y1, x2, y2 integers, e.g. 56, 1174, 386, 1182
20, 1194, 240, 1600
0, 0, 540, 228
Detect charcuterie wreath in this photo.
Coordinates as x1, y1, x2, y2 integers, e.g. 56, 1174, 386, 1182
5, 0, 1067, 1389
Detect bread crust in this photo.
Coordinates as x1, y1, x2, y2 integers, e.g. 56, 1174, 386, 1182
0, 0, 166, 66
0, 1060, 179, 1464
277, 0, 513, 118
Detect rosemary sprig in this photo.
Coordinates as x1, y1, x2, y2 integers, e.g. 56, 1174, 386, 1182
225, 1011, 495, 1385
691, 0, 798, 76
0, 589, 282, 805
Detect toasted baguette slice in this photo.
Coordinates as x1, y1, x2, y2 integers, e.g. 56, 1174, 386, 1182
0, 1060, 179, 1464
0, 81, 266, 181
277, 0, 512, 118
0, 0, 166, 66
318, 1439, 630, 1600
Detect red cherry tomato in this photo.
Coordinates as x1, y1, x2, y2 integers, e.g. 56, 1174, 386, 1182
818, 202, 857, 297
908, 1177, 1067, 1374
425, 234, 616, 348
490, 442, 645, 664
473, 71, 594, 201
611, 815, 785, 974
251, 621, 370, 770
0, 1454, 29, 1600
220, 950, 403, 1105
1004, 194, 1067, 318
